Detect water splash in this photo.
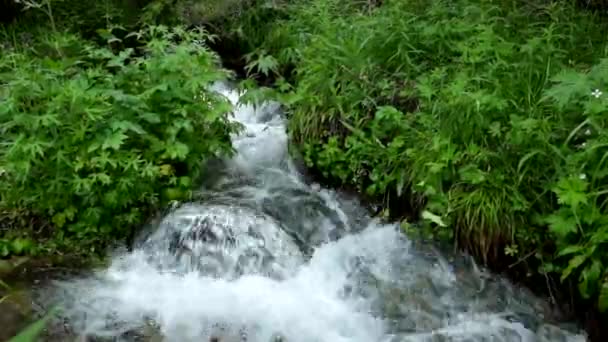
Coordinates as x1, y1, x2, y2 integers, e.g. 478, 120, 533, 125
49, 82, 587, 342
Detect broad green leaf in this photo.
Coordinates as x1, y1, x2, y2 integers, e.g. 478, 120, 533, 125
561, 254, 589, 282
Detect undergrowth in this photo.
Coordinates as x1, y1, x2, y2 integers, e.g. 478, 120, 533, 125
235, 0, 608, 316
0, 19, 239, 256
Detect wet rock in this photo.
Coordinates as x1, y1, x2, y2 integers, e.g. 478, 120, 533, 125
140, 203, 304, 278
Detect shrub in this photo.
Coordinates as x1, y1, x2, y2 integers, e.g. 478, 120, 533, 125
248, 0, 608, 312
0, 26, 239, 255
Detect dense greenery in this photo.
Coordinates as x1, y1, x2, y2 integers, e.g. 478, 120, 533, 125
0, 2, 240, 257
224, 0, 608, 317
2, 0, 608, 332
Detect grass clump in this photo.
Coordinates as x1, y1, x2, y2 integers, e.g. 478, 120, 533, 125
238, 0, 608, 317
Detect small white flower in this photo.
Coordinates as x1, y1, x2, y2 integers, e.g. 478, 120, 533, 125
585, 128, 592, 136
579, 173, 587, 180
592, 89, 603, 98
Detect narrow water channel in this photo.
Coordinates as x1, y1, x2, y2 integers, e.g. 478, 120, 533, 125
41, 82, 586, 342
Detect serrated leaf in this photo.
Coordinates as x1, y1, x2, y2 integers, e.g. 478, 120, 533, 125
110, 120, 146, 134
102, 131, 128, 150
561, 254, 589, 282
545, 212, 577, 237
554, 176, 588, 208
545, 69, 590, 110
164, 142, 190, 160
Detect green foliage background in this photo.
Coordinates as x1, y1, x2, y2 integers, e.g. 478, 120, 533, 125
0, 1, 240, 257
3, 0, 608, 333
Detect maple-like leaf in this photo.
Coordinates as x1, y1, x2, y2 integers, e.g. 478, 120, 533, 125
545, 211, 577, 237
553, 176, 588, 209
102, 131, 128, 150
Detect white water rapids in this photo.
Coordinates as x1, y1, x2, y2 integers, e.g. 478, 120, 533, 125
44, 82, 587, 342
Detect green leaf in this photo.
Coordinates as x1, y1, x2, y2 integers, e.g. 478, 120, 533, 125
421, 210, 447, 227
553, 176, 588, 208
102, 131, 128, 150
458, 165, 486, 184
139, 112, 162, 123
52, 213, 66, 228
164, 142, 190, 160
110, 120, 146, 135
591, 226, 608, 244
578, 260, 602, 299
599, 281, 608, 312
178, 176, 192, 188
10, 238, 33, 255
545, 69, 590, 110
517, 150, 543, 175
545, 212, 577, 237
557, 245, 585, 257
561, 254, 589, 282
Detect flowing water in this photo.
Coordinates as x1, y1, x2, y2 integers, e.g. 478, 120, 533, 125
43, 82, 587, 342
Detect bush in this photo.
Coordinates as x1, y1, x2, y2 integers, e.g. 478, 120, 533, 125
247, 0, 608, 312
0, 26, 239, 255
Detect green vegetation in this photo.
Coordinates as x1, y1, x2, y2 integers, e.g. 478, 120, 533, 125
2, 0, 608, 334
1, 1, 240, 257
225, 0, 608, 319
